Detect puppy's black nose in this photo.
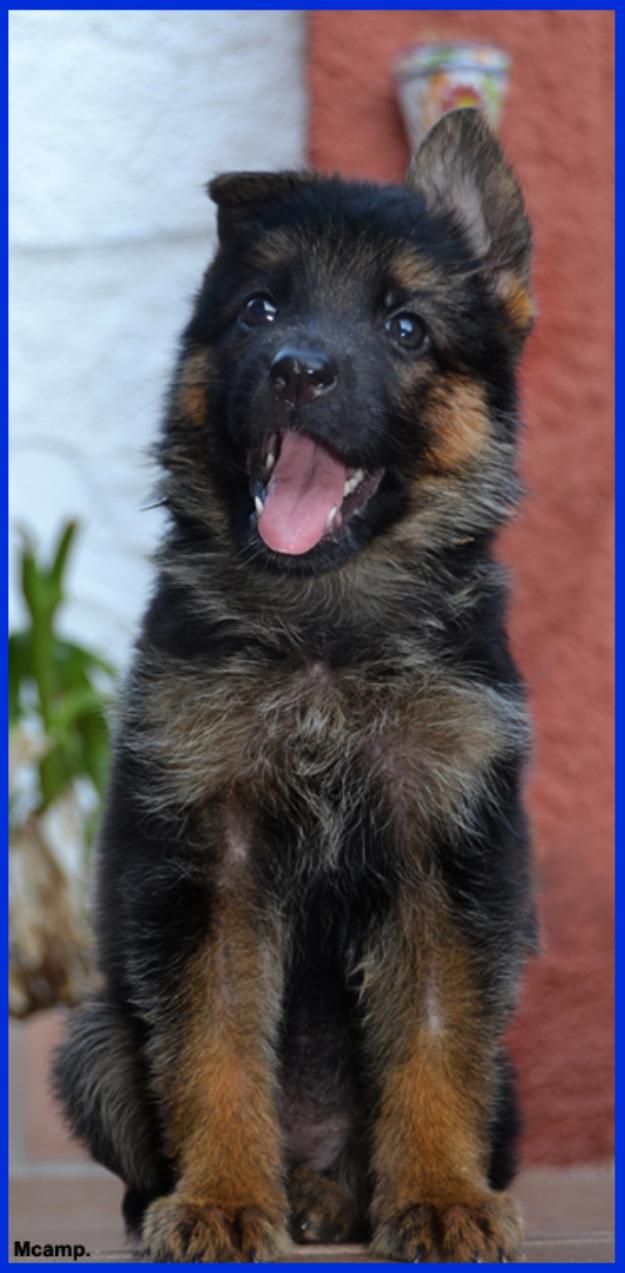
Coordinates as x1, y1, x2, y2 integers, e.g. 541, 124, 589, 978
270, 347, 337, 405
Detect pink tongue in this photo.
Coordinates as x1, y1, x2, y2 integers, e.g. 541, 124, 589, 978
257, 431, 347, 555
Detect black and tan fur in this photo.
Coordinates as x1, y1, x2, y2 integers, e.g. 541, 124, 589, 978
53, 110, 537, 1262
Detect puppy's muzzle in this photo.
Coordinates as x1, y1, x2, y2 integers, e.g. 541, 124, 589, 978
270, 346, 337, 406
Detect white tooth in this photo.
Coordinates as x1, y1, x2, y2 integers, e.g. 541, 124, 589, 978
266, 450, 275, 473
254, 496, 264, 517
343, 468, 365, 497
326, 505, 337, 530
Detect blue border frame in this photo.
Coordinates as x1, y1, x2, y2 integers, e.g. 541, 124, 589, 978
5, 4, 616, 1270
612, 3, 619, 1266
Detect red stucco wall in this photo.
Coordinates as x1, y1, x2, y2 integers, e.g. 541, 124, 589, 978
309, 9, 613, 1165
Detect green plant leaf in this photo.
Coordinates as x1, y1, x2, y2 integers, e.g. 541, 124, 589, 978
8, 633, 32, 724
48, 686, 109, 734
11, 519, 117, 833
53, 638, 116, 682
38, 740, 71, 810
20, 543, 43, 623
50, 520, 78, 597
75, 710, 111, 795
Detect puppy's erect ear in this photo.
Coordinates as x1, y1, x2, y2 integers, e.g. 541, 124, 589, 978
406, 109, 532, 288
208, 170, 314, 241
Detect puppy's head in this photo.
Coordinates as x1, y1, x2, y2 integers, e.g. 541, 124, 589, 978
162, 109, 533, 574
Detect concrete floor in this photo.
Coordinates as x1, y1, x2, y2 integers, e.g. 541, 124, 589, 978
9, 1164, 614, 1263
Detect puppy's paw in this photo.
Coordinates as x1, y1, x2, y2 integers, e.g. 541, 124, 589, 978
438, 1194, 523, 1263
371, 1192, 523, 1262
141, 1195, 289, 1262
288, 1167, 362, 1244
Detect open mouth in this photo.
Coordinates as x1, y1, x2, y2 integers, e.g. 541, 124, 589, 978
248, 430, 384, 556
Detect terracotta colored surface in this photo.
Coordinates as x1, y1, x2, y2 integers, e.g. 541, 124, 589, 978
10, 1013, 89, 1165
310, 11, 613, 1164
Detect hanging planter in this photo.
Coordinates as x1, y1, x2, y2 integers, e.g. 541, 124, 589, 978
393, 41, 510, 152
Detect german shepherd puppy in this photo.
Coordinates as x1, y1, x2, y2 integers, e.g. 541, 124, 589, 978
53, 109, 537, 1263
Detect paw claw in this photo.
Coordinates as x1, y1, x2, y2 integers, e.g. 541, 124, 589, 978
372, 1192, 523, 1263
141, 1196, 287, 1262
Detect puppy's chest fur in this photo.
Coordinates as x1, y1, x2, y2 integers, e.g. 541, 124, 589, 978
130, 636, 526, 867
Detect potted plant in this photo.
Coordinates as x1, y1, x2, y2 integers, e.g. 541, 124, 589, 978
9, 521, 116, 1016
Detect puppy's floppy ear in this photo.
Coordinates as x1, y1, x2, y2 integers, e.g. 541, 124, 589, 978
208, 170, 314, 242
406, 109, 532, 287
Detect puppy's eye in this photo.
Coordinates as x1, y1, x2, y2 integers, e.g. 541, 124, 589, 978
239, 294, 278, 328
384, 312, 428, 351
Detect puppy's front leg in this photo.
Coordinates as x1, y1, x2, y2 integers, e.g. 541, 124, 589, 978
364, 895, 524, 1263
141, 877, 289, 1263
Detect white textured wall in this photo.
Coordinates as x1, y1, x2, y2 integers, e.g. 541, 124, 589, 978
10, 10, 307, 665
